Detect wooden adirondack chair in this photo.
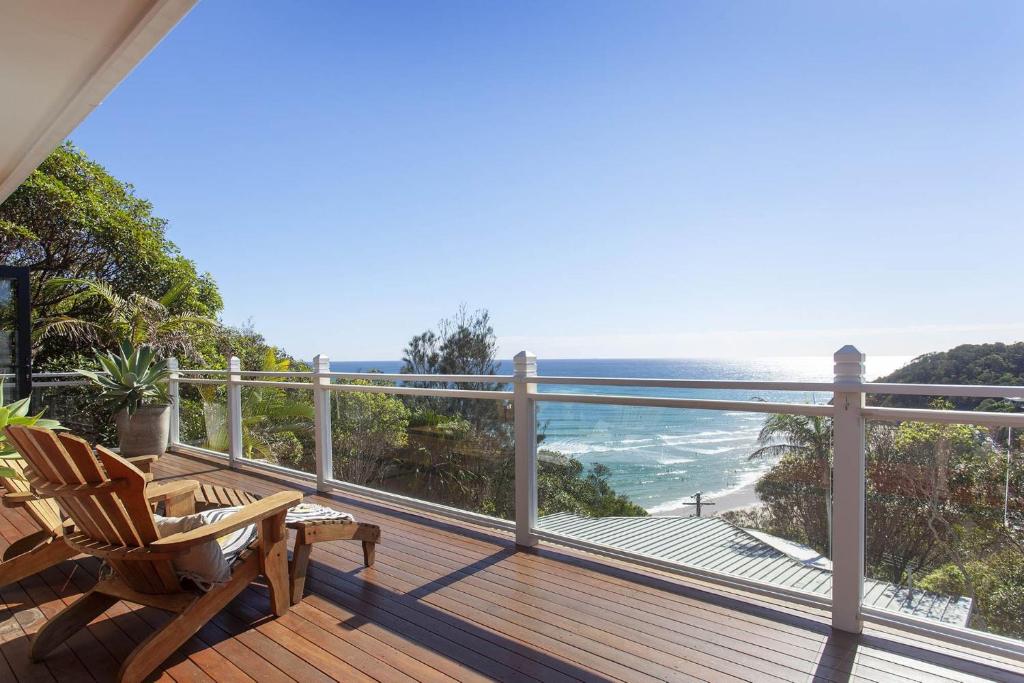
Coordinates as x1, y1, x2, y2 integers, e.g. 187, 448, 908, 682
0, 453, 76, 584
0, 449, 163, 588
5, 425, 301, 683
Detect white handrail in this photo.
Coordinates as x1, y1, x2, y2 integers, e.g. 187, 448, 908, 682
325, 382, 512, 400
531, 376, 838, 391
237, 370, 312, 377
866, 382, 1024, 398
532, 391, 833, 416
326, 371, 513, 383
176, 377, 223, 385
862, 405, 1024, 428
231, 379, 313, 390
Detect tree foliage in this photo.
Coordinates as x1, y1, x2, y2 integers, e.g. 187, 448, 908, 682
730, 395, 1024, 638
0, 142, 221, 366
873, 343, 1024, 411
402, 305, 501, 379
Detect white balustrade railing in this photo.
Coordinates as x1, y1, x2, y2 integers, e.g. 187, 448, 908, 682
14, 345, 1024, 658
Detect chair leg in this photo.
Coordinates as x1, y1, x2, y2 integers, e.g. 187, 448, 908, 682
0, 536, 77, 588
362, 540, 376, 567
118, 555, 258, 683
288, 540, 313, 606
30, 590, 119, 661
259, 511, 290, 617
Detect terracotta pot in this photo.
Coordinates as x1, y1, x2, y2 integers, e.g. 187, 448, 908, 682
114, 404, 170, 457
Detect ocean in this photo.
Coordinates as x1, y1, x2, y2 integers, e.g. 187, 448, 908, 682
329, 356, 910, 513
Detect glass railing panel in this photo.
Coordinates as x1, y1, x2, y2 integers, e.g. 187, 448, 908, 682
238, 384, 315, 475
30, 383, 110, 445
330, 382, 514, 519
863, 417, 1023, 639
177, 382, 229, 454
534, 399, 833, 599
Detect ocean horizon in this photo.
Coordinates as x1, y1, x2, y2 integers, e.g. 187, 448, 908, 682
330, 356, 911, 513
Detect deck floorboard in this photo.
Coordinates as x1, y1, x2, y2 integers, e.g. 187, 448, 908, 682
0, 450, 1021, 682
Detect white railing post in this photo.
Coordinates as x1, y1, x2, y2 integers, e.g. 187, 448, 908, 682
514, 350, 539, 547
312, 354, 333, 493
227, 356, 243, 467
167, 357, 180, 446
832, 345, 866, 633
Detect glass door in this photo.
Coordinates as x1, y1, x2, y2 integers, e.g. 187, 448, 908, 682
0, 266, 31, 402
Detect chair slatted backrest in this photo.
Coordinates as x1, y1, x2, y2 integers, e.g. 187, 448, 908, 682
5, 425, 180, 594
0, 452, 63, 535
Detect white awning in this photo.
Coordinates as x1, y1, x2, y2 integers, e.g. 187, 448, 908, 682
0, 0, 195, 202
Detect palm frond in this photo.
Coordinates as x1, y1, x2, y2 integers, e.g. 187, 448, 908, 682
748, 443, 809, 461
158, 280, 190, 308
33, 316, 101, 343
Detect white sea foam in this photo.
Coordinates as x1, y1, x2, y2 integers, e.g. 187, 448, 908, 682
656, 457, 695, 465
656, 469, 688, 476
644, 467, 769, 514
541, 440, 656, 456
700, 468, 767, 500
655, 430, 760, 447
685, 446, 738, 455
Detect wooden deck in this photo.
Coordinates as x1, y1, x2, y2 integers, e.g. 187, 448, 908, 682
1, 451, 1023, 682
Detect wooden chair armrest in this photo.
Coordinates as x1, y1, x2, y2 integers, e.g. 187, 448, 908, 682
150, 491, 302, 552
2, 490, 41, 508
125, 455, 159, 473
145, 479, 199, 503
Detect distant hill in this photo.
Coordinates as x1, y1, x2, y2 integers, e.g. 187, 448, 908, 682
871, 342, 1024, 410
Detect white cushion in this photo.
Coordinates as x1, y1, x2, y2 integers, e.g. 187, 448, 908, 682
154, 507, 258, 589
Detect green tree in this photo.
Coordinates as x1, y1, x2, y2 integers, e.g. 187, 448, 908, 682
873, 343, 1024, 411
749, 413, 833, 553
0, 142, 222, 367
36, 277, 215, 361
331, 379, 410, 485
401, 305, 507, 430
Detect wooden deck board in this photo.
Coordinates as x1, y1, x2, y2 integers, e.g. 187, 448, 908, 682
0, 450, 1020, 682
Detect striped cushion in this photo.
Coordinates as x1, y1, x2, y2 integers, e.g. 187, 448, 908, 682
153, 507, 259, 590
197, 506, 260, 566
286, 502, 354, 524
184, 503, 353, 571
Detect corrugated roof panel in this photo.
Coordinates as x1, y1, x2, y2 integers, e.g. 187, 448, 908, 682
537, 513, 972, 627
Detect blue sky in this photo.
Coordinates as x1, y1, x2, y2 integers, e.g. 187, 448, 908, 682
71, 1, 1024, 361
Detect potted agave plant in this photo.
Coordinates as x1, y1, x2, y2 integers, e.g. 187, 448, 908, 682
0, 386, 62, 479
78, 341, 172, 457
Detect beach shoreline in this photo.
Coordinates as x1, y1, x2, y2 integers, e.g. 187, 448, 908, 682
651, 479, 762, 517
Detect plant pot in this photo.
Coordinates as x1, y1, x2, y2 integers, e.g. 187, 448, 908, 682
115, 404, 170, 457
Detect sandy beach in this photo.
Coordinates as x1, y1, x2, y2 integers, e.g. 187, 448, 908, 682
652, 480, 763, 517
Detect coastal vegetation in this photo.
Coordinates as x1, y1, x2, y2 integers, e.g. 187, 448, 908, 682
872, 342, 1024, 411
726, 397, 1023, 638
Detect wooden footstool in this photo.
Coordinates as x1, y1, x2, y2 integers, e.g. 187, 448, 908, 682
190, 483, 381, 605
